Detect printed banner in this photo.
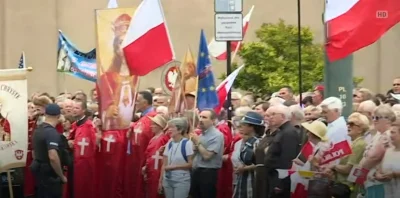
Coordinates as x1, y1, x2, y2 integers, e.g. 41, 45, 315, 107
0, 69, 28, 172
57, 31, 97, 82
95, 8, 139, 131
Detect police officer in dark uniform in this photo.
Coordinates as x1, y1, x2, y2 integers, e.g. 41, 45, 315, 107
31, 104, 67, 198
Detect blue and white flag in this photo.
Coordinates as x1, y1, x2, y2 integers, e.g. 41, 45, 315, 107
18, 52, 25, 69
57, 30, 97, 82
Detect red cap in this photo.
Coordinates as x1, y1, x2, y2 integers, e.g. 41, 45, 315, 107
314, 85, 324, 91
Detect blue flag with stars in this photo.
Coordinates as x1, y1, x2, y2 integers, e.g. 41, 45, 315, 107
18, 52, 25, 69
196, 30, 219, 110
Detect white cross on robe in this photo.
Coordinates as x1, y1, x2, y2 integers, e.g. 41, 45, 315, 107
78, 138, 89, 156
104, 135, 116, 152
151, 151, 163, 170
133, 124, 143, 145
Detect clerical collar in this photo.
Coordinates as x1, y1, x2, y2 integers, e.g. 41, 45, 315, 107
76, 116, 88, 127
141, 106, 154, 117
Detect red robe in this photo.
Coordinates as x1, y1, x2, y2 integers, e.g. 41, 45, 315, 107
97, 72, 137, 130
72, 119, 97, 198
216, 122, 233, 198
24, 118, 36, 197
0, 118, 11, 140
144, 133, 170, 198
96, 129, 127, 198
124, 111, 157, 198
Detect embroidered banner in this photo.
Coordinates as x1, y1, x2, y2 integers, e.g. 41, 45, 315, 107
0, 69, 28, 172
57, 31, 97, 82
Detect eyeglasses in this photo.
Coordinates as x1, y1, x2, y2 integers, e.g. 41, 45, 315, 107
372, 116, 389, 121
347, 122, 359, 127
305, 113, 312, 116
393, 83, 400, 86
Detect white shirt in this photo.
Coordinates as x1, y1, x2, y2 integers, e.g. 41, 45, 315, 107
163, 138, 194, 176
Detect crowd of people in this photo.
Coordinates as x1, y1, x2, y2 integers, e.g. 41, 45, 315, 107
2, 77, 400, 198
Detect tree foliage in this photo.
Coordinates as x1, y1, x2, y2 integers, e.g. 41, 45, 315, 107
231, 19, 324, 94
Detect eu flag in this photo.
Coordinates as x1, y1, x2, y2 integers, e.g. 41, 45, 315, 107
196, 30, 219, 110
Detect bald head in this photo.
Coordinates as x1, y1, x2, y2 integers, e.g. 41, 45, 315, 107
63, 99, 74, 115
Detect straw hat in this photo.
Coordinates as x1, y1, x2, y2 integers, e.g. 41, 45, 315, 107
149, 114, 167, 130
301, 120, 328, 141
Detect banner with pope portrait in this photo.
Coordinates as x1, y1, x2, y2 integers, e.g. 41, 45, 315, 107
0, 69, 28, 172
95, 8, 139, 131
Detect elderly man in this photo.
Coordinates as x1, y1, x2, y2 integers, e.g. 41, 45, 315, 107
289, 105, 307, 146
357, 100, 377, 144
264, 105, 300, 198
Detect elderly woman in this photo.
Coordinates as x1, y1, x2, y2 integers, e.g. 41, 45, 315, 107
233, 111, 264, 198
144, 115, 170, 198
375, 122, 400, 198
327, 113, 368, 198
359, 105, 395, 198
160, 118, 194, 198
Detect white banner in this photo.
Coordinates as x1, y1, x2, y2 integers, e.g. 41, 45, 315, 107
0, 69, 28, 172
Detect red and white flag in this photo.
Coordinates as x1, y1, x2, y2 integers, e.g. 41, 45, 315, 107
208, 6, 254, 60
347, 166, 369, 185
320, 135, 352, 165
214, 65, 245, 114
325, 0, 400, 61
122, 0, 175, 76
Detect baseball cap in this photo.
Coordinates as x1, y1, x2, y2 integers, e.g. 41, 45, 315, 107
45, 104, 61, 116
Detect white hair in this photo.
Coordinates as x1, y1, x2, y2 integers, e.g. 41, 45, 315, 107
289, 105, 304, 121
274, 104, 291, 120
156, 105, 168, 115
392, 104, 400, 112
234, 106, 252, 117
269, 97, 285, 106
359, 100, 377, 113
321, 97, 343, 114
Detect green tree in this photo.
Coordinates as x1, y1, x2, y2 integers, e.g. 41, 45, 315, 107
230, 19, 324, 94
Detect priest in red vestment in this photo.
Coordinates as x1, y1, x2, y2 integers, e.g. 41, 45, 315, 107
71, 100, 97, 198
125, 91, 157, 198
144, 115, 170, 198
216, 120, 233, 198
97, 13, 138, 131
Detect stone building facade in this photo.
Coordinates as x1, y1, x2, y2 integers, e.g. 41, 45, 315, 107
1, 0, 399, 95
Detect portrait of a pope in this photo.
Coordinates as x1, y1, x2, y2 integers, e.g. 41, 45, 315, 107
97, 13, 138, 131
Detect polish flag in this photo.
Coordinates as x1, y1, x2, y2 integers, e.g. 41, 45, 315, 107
325, 0, 400, 61
347, 166, 369, 185
214, 65, 245, 114
320, 136, 352, 165
208, 6, 254, 60
122, 0, 174, 76
107, 0, 118, 8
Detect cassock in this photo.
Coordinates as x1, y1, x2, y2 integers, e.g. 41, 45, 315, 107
216, 121, 233, 198
0, 117, 10, 141
124, 110, 157, 198
97, 72, 137, 130
96, 128, 127, 198
72, 117, 97, 198
24, 118, 36, 197
144, 133, 170, 198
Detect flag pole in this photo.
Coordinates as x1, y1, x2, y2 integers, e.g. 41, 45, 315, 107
297, 0, 303, 105
226, 41, 232, 128
230, 41, 241, 63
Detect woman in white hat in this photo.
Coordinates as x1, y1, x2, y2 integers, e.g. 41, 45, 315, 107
143, 114, 170, 198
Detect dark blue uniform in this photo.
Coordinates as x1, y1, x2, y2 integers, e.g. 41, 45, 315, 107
31, 123, 62, 198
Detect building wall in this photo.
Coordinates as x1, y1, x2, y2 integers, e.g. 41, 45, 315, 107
1, 0, 399, 96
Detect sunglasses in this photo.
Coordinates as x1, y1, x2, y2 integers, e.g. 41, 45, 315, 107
347, 122, 359, 127
393, 83, 400, 86
305, 113, 312, 116
372, 116, 389, 121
